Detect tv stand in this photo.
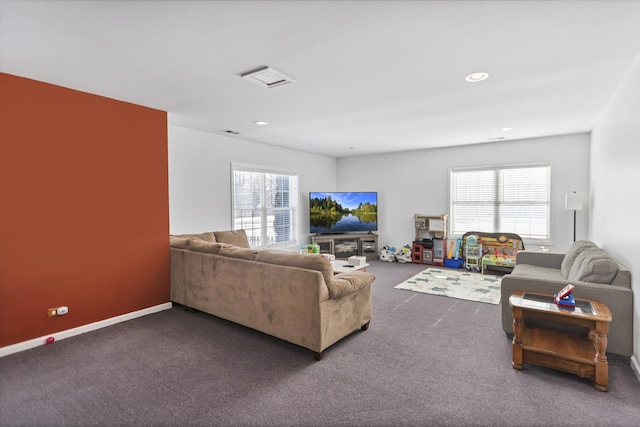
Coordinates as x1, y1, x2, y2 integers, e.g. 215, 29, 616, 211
311, 233, 378, 261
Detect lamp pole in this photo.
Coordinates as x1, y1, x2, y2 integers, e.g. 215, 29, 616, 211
565, 191, 582, 243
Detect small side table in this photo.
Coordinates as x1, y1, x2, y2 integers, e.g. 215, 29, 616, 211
509, 291, 612, 392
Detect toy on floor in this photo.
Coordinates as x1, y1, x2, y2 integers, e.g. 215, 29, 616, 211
395, 244, 412, 263
379, 244, 396, 262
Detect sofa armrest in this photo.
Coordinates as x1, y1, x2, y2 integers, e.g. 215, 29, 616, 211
501, 274, 632, 312
515, 251, 564, 269
328, 272, 375, 299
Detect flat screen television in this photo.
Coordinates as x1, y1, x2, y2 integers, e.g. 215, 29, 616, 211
309, 192, 378, 234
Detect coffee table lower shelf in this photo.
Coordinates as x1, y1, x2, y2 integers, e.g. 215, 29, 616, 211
517, 328, 598, 381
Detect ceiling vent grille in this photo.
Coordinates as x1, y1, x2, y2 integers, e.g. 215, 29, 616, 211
221, 129, 241, 135
241, 66, 294, 89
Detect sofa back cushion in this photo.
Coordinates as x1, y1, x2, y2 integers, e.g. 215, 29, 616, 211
255, 250, 333, 286
219, 246, 259, 260
561, 240, 598, 278
611, 268, 632, 288
567, 247, 619, 284
214, 229, 250, 248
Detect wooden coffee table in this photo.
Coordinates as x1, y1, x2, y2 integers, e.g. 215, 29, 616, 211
509, 291, 611, 392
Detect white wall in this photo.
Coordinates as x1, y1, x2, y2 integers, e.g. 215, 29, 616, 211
168, 125, 336, 245
591, 56, 640, 369
337, 133, 590, 252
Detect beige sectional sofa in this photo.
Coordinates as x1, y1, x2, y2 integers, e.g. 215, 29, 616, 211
170, 230, 375, 360
501, 240, 632, 356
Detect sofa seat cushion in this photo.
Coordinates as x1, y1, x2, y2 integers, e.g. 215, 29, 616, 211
255, 250, 334, 286
560, 240, 598, 278
219, 246, 260, 260
568, 248, 619, 284
511, 264, 565, 281
214, 230, 250, 248
329, 272, 375, 299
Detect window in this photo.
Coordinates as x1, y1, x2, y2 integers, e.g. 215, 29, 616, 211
232, 163, 298, 248
449, 163, 551, 242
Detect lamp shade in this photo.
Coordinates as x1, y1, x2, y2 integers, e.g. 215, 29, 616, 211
565, 192, 583, 211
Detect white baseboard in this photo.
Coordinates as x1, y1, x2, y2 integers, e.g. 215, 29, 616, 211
631, 355, 640, 383
0, 302, 173, 358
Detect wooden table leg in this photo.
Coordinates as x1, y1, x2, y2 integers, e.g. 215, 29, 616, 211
512, 307, 524, 370
591, 321, 609, 392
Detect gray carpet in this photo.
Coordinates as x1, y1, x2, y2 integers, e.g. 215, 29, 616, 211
1, 261, 639, 426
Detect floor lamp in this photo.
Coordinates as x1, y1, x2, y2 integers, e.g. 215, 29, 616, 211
565, 191, 583, 242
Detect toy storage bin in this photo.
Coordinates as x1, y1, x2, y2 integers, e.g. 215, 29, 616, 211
445, 258, 464, 269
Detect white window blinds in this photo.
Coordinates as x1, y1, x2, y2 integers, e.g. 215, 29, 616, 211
450, 163, 551, 241
232, 164, 298, 247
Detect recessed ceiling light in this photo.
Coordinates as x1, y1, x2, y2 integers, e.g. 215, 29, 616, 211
501, 127, 513, 132
241, 66, 294, 89
465, 72, 489, 82
255, 121, 269, 126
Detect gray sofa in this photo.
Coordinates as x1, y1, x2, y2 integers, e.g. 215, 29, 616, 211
170, 230, 375, 360
501, 240, 632, 356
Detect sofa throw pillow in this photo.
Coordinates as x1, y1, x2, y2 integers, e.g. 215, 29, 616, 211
560, 240, 598, 278
169, 237, 190, 249
214, 230, 250, 248
189, 240, 227, 255
171, 232, 216, 243
567, 248, 619, 284
219, 246, 259, 260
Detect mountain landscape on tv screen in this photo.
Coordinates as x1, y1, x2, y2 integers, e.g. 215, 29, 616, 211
310, 192, 377, 233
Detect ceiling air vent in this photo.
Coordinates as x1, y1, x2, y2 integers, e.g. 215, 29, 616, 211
221, 129, 241, 135
241, 66, 294, 89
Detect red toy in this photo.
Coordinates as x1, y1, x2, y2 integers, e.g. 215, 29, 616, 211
557, 284, 575, 299
554, 284, 576, 308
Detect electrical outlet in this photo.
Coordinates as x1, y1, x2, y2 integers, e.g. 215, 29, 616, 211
47, 308, 57, 317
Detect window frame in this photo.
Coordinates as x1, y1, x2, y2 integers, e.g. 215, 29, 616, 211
231, 162, 298, 249
449, 162, 552, 244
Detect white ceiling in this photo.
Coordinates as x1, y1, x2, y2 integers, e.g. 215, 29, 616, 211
2, 1, 640, 158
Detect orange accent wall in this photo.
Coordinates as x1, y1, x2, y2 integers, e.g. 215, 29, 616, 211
0, 73, 169, 347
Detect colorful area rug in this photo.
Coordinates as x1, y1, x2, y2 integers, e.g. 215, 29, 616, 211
394, 267, 502, 304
